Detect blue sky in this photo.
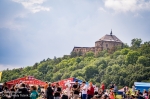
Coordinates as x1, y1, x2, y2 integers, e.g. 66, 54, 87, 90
0, 0, 150, 70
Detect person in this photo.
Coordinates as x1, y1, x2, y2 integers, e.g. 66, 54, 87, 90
18, 81, 23, 88
10, 85, 15, 99
109, 90, 115, 99
65, 85, 71, 99
124, 86, 127, 94
126, 89, 131, 99
14, 83, 30, 99
1, 83, 9, 99
44, 81, 48, 98
94, 85, 98, 93
109, 83, 114, 90
137, 90, 144, 99
37, 85, 41, 96
143, 90, 148, 99
47, 82, 54, 99
30, 85, 38, 99
62, 91, 68, 99
54, 83, 61, 99
132, 85, 135, 95
15, 83, 19, 89
104, 90, 109, 97
2, 82, 8, 91
114, 84, 117, 97
81, 81, 87, 99
98, 88, 103, 98
148, 90, 150, 99
101, 83, 105, 92
72, 81, 80, 99
87, 82, 94, 99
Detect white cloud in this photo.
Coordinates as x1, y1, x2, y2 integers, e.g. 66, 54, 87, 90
12, 0, 50, 13
104, 0, 150, 13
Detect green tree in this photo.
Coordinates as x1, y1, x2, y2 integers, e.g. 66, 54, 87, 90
137, 56, 148, 66
70, 52, 77, 57
126, 51, 140, 65
76, 58, 81, 63
84, 51, 94, 57
121, 48, 130, 55
131, 38, 142, 48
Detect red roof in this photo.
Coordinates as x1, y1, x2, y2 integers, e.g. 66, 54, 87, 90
6, 76, 46, 86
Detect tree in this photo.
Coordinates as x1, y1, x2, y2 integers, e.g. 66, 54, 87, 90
84, 51, 94, 57
84, 65, 98, 79
137, 56, 148, 66
123, 43, 129, 48
33, 63, 38, 69
96, 50, 107, 57
131, 38, 142, 48
126, 51, 140, 65
121, 48, 130, 55
70, 52, 77, 57
76, 58, 81, 63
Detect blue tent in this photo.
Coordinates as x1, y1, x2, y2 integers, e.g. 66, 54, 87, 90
134, 82, 150, 92
73, 78, 89, 85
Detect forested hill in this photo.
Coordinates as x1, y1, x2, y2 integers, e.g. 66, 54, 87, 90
1, 38, 150, 87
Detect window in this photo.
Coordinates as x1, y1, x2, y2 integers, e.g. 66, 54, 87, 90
106, 44, 108, 47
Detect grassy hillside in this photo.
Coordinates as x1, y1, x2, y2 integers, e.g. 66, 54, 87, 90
1, 38, 150, 87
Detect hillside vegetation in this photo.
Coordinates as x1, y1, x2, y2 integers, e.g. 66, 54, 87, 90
1, 38, 150, 87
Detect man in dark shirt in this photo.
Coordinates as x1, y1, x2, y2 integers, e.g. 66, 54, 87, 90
1, 82, 9, 99
47, 82, 54, 99
54, 83, 61, 99
14, 83, 30, 99
72, 81, 80, 99
137, 90, 144, 99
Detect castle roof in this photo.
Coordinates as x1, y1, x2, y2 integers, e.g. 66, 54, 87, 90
96, 30, 123, 43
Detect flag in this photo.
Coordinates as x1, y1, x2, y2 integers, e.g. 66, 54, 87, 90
0, 72, 2, 81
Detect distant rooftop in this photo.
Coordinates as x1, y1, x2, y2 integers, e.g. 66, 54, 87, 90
96, 30, 123, 43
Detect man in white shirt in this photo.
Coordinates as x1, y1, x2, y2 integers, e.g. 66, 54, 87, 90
81, 81, 87, 99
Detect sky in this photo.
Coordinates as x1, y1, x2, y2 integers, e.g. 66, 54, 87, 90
0, 0, 150, 70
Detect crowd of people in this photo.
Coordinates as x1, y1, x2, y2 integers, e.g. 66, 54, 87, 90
0, 82, 38, 99
0, 81, 150, 99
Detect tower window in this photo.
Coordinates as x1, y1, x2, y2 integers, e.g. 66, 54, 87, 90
106, 44, 108, 47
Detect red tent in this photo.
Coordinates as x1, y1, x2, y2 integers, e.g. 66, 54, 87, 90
6, 76, 46, 88
52, 77, 74, 89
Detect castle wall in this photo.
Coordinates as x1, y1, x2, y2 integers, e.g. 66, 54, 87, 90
73, 47, 103, 55
95, 41, 122, 51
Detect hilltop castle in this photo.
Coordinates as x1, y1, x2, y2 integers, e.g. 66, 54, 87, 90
72, 30, 123, 55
